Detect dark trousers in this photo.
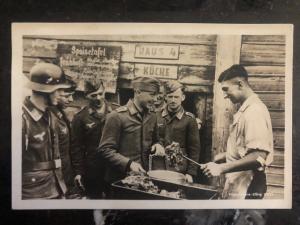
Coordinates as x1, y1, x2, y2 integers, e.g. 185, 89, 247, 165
85, 162, 105, 199
246, 170, 267, 199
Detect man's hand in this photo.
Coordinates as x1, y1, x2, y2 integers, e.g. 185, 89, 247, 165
74, 174, 85, 191
151, 143, 165, 156
129, 162, 146, 173
196, 118, 202, 130
185, 174, 193, 183
202, 162, 224, 178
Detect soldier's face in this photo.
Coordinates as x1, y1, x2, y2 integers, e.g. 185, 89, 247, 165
86, 85, 105, 108
154, 87, 165, 108
221, 79, 242, 104
137, 90, 157, 110
50, 89, 73, 107
166, 88, 185, 111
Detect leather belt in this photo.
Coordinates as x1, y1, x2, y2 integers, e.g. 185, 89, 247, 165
24, 159, 62, 172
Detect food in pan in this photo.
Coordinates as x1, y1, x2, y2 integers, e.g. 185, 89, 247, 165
165, 142, 184, 169
121, 175, 159, 193
121, 175, 186, 199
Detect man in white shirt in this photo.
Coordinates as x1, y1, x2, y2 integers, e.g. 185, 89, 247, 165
202, 64, 273, 199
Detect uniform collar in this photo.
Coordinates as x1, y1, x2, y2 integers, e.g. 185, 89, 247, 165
127, 99, 139, 116
127, 99, 149, 116
162, 106, 184, 120
23, 97, 45, 122
238, 94, 259, 112
49, 106, 64, 119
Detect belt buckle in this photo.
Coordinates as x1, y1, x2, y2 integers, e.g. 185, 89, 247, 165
54, 159, 62, 168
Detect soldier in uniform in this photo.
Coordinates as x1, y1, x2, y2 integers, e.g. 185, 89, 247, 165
22, 63, 71, 199
49, 77, 83, 199
98, 76, 165, 196
70, 80, 118, 199
157, 80, 201, 183
153, 82, 166, 112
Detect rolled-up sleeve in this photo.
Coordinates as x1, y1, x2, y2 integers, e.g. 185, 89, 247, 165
243, 106, 274, 165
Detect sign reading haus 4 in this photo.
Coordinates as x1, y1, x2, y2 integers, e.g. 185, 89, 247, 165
135, 44, 179, 59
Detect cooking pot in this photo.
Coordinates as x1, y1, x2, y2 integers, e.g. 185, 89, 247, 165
147, 170, 186, 183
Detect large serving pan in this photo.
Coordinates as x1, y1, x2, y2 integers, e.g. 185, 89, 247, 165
147, 170, 186, 183
111, 176, 218, 200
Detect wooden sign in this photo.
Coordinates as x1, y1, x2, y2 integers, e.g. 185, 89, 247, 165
57, 44, 121, 93
135, 63, 178, 79
135, 44, 179, 59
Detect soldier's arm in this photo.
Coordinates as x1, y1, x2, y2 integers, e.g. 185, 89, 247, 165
150, 117, 165, 156
97, 112, 132, 173
186, 116, 201, 176
70, 112, 86, 176
22, 114, 28, 151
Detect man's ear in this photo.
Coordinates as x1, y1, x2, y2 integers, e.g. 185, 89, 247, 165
237, 79, 244, 88
182, 94, 186, 101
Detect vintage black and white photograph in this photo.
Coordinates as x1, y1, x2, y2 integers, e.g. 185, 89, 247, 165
11, 23, 292, 209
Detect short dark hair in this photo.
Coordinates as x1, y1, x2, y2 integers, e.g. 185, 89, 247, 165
218, 64, 248, 83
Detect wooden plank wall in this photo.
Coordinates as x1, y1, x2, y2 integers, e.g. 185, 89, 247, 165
240, 35, 286, 199
22, 35, 217, 180
22, 35, 217, 94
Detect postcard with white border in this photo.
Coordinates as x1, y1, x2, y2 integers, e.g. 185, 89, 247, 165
12, 23, 293, 209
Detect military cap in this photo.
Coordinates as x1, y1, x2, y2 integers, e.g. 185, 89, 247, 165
164, 80, 184, 94
132, 76, 160, 93
84, 79, 104, 95
26, 63, 71, 93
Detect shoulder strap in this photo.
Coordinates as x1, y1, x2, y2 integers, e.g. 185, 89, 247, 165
116, 106, 128, 113
185, 112, 195, 118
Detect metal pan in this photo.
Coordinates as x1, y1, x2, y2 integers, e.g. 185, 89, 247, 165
147, 170, 186, 183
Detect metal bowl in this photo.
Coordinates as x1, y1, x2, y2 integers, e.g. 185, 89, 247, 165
147, 170, 186, 183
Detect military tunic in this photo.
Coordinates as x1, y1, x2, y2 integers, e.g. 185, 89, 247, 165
50, 106, 80, 198
22, 97, 66, 199
70, 101, 114, 198
98, 99, 159, 184
156, 107, 200, 176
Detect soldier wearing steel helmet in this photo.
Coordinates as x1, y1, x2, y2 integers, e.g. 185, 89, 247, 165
157, 80, 201, 183
22, 63, 71, 199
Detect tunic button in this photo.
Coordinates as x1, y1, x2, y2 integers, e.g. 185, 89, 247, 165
31, 178, 36, 182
